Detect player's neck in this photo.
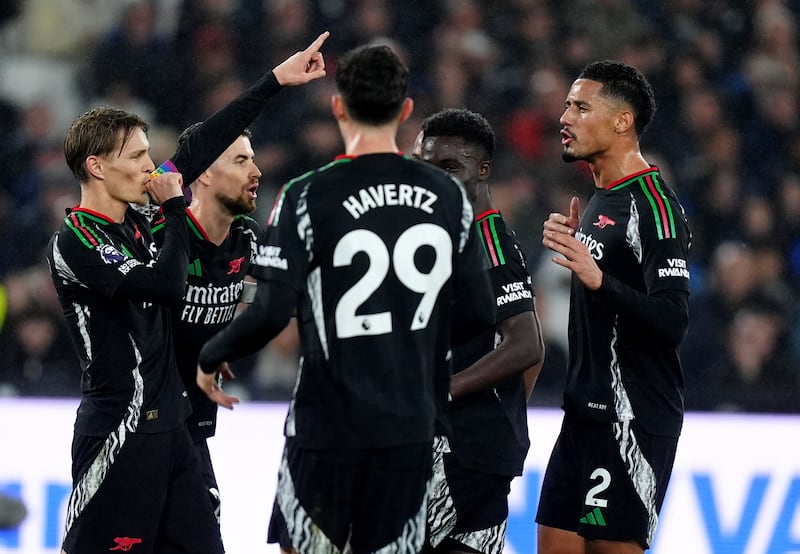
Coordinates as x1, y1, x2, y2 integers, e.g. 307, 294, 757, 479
472, 187, 494, 216
189, 197, 233, 245
79, 185, 129, 223
341, 124, 400, 157
589, 148, 650, 189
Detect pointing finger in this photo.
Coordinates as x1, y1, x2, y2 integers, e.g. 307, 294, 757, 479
305, 31, 330, 54
569, 196, 580, 220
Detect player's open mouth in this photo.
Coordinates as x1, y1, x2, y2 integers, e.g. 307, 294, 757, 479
561, 130, 574, 146
247, 184, 259, 198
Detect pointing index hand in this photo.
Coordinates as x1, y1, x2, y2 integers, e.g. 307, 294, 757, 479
272, 31, 330, 86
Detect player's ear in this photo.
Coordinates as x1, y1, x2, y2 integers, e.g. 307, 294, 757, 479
397, 98, 414, 124
331, 94, 347, 122
479, 160, 491, 180
195, 168, 213, 188
86, 155, 104, 180
616, 109, 634, 134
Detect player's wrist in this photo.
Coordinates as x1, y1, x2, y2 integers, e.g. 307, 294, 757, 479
589, 270, 603, 291
160, 196, 186, 212
197, 347, 218, 375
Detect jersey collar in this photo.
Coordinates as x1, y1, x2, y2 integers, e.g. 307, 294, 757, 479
474, 208, 500, 221
334, 152, 405, 160
185, 208, 214, 242
605, 166, 659, 190
68, 206, 116, 224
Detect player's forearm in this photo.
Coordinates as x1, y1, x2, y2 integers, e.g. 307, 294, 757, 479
451, 345, 539, 399
167, 72, 283, 184
197, 279, 295, 373
453, 309, 544, 398
523, 359, 543, 401
597, 274, 689, 347
117, 197, 189, 303
523, 308, 546, 400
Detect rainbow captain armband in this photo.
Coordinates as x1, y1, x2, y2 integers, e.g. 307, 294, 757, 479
150, 160, 178, 180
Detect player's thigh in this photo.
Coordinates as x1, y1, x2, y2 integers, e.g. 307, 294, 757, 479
63, 431, 177, 553
268, 496, 294, 552
158, 427, 223, 553
428, 436, 457, 549
535, 420, 583, 533
350, 442, 432, 554
577, 420, 676, 548
445, 454, 511, 533
585, 538, 644, 554
442, 454, 511, 554
194, 438, 221, 520
273, 439, 358, 552
537, 524, 583, 554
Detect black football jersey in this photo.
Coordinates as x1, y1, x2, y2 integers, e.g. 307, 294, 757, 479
154, 211, 260, 442
252, 153, 493, 449
565, 167, 691, 436
449, 210, 535, 476
46, 199, 192, 436
45, 71, 284, 438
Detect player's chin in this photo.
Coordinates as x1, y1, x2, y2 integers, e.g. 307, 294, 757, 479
561, 149, 579, 163
238, 197, 257, 214
131, 193, 150, 205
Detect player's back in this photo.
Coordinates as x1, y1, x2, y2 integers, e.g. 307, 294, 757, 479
259, 153, 490, 449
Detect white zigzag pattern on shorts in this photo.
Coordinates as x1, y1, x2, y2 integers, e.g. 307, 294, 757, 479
427, 436, 457, 548
276, 445, 430, 553
276, 448, 340, 554
614, 420, 659, 546
452, 519, 507, 554
63, 338, 144, 539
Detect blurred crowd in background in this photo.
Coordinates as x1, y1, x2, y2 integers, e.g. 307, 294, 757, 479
0, 0, 799, 413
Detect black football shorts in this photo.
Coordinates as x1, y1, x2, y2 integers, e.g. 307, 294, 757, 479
427, 436, 512, 554
62, 426, 223, 554
268, 438, 432, 553
536, 415, 677, 548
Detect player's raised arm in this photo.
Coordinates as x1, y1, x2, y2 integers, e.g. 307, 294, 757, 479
273, 31, 329, 86
164, 31, 331, 185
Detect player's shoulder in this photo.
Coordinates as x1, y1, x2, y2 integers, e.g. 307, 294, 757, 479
407, 161, 471, 216
290, 157, 353, 185
231, 214, 261, 233
616, 167, 679, 201
284, 154, 467, 206
54, 208, 111, 250
48, 220, 76, 257
476, 210, 523, 242
405, 155, 463, 187
475, 209, 509, 227
475, 210, 530, 266
271, 159, 345, 209
620, 169, 690, 241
